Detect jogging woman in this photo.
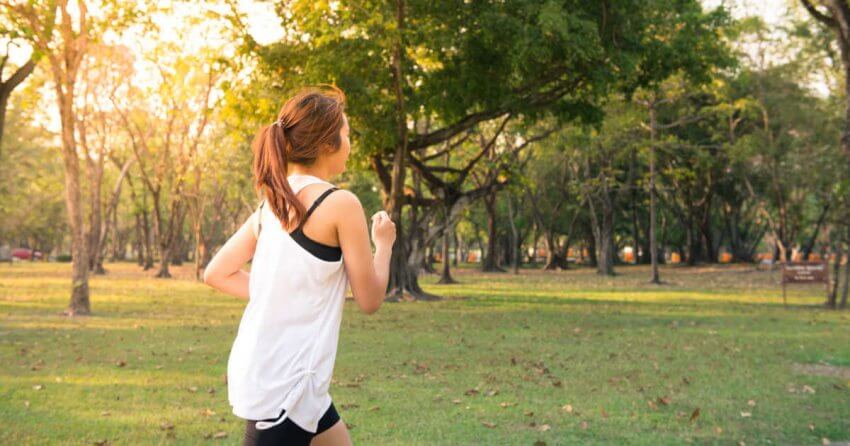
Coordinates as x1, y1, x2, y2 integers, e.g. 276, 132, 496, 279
203, 84, 395, 445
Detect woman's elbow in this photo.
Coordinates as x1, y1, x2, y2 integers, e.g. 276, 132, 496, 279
365, 302, 382, 315
358, 295, 383, 315
202, 268, 216, 287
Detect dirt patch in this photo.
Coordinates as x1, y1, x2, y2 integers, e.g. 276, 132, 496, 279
791, 363, 850, 379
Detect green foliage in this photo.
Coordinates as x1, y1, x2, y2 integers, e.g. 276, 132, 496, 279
0, 102, 65, 250
234, 0, 732, 159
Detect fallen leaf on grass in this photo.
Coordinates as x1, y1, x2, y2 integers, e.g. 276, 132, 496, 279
747, 400, 756, 407
412, 361, 430, 374
657, 396, 671, 406
498, 402, 515, 408
689, 408, 700, 422
562, 404, 573, 413
580, 421, 588, 430
538, 424, 551, 432
368, 405, 380, 412
647, 400, 657, 410
32, 385, 43, 391
115, 360, 126, 368
213, 431, 227, 439
340, 403, 359, 410
101, 411, 111, 416
464, 388, 479, 396
802, 385, 816, 394
740, 412, 751, 418
187, 386, 198, 393
481, 421, 497, 428
92, 440, 110, 446
451, 399, 461, 404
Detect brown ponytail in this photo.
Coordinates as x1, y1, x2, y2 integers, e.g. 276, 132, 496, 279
252, 84, 347, 231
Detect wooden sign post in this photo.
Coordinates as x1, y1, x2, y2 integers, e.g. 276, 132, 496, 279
781, 262, 829, 307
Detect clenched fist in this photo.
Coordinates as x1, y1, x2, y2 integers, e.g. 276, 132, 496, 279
370, 210, 396, 249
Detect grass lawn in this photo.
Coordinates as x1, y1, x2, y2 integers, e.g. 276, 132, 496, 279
1, 261, 848, 445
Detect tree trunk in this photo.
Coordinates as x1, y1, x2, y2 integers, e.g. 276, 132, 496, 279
648, 102, 661, 283
802, 204, 829, 260
840, 243, 849, 309
194, 215, 206, 282
586, 234, 598, 267
60, 94, 90, 315
828, 240, 842, 308
543, 230, 568, 270
452, 231, 459, 267
135, 213, 144, 266
438, 210, 458, 284
141, 208, 154, 270
482, 190, 504, 272
506, 196, 519, 274
630, 148, 641, 265
687, 223, 700, 266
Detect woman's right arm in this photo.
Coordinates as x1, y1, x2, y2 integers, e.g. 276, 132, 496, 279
335, 190, 395, 314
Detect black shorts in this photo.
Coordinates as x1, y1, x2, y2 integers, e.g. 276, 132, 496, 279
243, 402, 341, 446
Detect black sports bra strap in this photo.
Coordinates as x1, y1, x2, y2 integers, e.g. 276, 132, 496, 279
297, 187, 339, 230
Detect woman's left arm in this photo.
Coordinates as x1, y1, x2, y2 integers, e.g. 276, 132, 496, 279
202, 211, 259, 300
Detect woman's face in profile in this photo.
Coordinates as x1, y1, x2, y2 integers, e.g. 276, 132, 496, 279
328, 113, 351, 175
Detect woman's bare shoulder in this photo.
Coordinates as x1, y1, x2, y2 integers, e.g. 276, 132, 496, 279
327, 188, 363, 215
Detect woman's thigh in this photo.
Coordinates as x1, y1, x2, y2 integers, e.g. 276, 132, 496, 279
309, 419, 352, 446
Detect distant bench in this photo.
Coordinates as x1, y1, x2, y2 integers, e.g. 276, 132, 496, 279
0, 245, 11, 263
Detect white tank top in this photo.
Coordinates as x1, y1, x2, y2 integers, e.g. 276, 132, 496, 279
227, 174, 348, 433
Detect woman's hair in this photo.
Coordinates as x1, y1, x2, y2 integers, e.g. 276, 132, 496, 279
252, 84, 347, 231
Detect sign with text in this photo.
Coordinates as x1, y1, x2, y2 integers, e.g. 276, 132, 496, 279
782, 262, 828, 284
781, 262, 829, 306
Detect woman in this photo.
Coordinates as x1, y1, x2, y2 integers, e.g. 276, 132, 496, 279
203, 84, 396, 446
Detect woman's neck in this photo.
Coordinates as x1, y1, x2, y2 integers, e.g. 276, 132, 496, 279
287, 164, 330, 181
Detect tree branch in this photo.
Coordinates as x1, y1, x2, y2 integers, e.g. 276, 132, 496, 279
800, 0, 838, 28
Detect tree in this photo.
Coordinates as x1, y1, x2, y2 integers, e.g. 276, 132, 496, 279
112, 45, 220, 278
624, 4, 733, 283
233, 0, 733, 300
4, 0, 95, 314
799, 2, 850, 193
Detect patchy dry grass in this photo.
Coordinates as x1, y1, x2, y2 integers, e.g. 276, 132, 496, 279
1, 262, 848, 445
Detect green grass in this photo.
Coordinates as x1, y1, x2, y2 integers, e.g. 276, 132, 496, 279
1, 261, 848, 445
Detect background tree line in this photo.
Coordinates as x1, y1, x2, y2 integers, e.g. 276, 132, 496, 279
0, 0, 847, 313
